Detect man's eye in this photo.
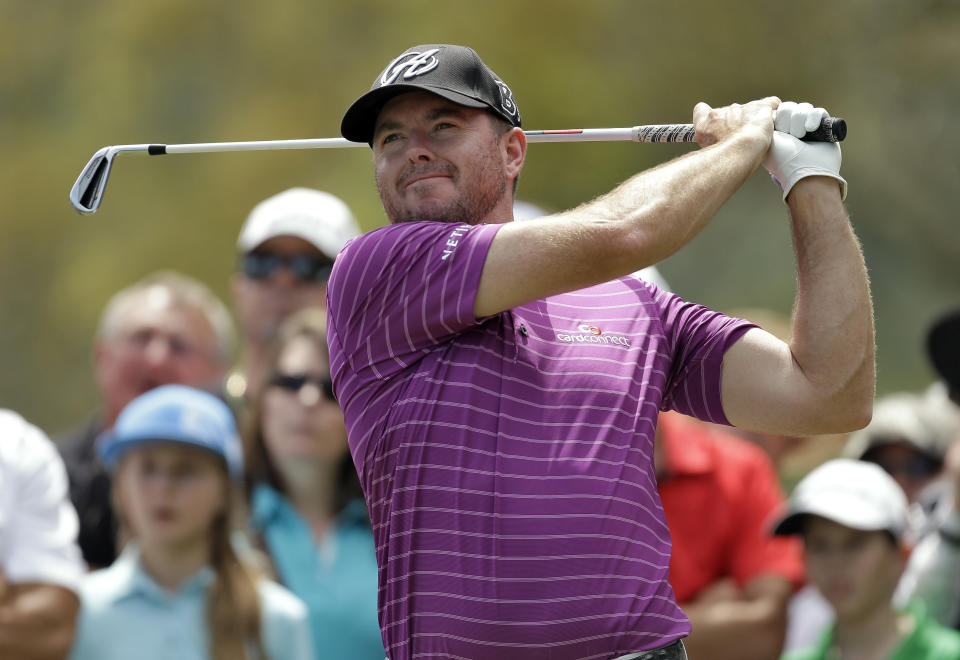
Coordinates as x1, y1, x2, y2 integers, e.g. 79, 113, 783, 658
435, 122, 455, 131
381, 133, 401, 145
126, 329, 154, 348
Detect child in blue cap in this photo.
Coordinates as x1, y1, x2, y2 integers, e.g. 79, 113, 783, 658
68, 384, 312, 660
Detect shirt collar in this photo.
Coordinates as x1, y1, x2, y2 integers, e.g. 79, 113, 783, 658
250, 482, 287, 527
251, 482, 370, 529
110, 543, 216, 604
340, 497, 371, 526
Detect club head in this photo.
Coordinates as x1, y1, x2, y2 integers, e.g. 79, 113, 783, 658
70, 147, 116, 214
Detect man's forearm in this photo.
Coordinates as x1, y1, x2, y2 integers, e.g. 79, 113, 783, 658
682, 599, 787, 660
681, 577, 792, 660
476, 128, 769, 317
574, 128, 769, 271
787, 178, 875, 430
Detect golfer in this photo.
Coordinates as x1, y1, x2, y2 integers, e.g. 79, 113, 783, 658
327, 44, 874, 660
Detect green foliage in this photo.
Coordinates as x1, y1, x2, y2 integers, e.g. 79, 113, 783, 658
1, 0, 958, 433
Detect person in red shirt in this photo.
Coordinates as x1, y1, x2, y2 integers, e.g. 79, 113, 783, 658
656, 410, 804, 660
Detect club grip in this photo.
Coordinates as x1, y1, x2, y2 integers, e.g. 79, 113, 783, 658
802, 116, 846, 143
632, 116, 847, 144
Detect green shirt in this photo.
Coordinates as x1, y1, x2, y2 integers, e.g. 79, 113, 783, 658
782, 604, 960, 660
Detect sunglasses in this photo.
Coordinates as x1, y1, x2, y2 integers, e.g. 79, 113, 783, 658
268, 373, 336, 402
240, 252, 334, 283
868, 454, 941, 479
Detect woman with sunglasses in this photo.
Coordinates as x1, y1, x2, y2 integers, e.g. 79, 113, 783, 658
242, 308, 384, 660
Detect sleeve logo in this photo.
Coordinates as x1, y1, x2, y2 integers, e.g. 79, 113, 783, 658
441, 224, 470, 261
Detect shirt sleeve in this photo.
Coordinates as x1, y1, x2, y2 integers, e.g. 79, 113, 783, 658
326, 221, 502, 395
726, 449, 805, 588
654, 291, 755, 424
1, 411, 85, 591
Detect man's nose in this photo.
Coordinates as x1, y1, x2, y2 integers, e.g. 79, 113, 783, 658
406, 131, 435, 162
144, 336, 173, 365
267, 264, 301, 287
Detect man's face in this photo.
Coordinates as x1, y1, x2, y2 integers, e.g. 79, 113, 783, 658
863, 442, 942, 504
231, 235, 331, 346
372, 92, 512, 225
803, 516, 903, 623
95, 292, 223, 426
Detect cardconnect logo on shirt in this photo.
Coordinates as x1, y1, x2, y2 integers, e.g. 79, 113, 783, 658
556, 324, 631, 347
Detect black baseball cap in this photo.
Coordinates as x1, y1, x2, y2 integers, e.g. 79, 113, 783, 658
928, 308, 960, 400
341, 44, 521, 145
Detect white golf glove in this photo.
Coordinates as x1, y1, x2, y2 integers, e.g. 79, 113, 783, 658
763, 101, 847, 201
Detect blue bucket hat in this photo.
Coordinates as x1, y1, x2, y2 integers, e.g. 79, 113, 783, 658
97, 384, 243, 479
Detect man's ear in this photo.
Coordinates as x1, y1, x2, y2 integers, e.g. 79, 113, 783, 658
92, 338, 109, 388
503, 126, 526, 181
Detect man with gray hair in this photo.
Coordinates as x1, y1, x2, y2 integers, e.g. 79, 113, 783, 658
58, 270, 234, 568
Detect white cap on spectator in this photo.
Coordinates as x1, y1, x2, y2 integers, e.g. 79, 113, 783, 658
843, 391, 952, 462
772, 458, 910, 540
237, 188, 360, 260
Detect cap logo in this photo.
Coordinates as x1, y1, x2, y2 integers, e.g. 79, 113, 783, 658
495, 79, 519, 119
380, 48, 441, 86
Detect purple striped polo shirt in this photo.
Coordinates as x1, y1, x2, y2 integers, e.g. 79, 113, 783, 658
326, 221, 754, 660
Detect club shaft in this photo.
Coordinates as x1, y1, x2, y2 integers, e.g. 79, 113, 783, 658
155, 126, 693, 154
162, 138, 363, 153
70, 117, 845, 214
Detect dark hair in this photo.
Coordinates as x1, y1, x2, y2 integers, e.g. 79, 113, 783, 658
241, 307, 364, 514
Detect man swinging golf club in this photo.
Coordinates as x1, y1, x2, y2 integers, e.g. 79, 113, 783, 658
327, 43, 874, 660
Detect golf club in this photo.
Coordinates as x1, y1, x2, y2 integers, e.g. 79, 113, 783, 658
69, 117, 845, 214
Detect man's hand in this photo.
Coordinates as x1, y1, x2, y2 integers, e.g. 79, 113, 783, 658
0, 582, 79, 660
763, 101, 847, 201
693, 97, 780, 150
681, 576, 793, 660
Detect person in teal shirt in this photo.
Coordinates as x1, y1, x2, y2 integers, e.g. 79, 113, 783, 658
773, 458, 960, 660
243, 308, 384, 660
69, 384, 313, 660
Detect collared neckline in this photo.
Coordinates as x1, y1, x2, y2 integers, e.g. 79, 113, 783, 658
110, 543, 216, 604
250, 482, 370, 530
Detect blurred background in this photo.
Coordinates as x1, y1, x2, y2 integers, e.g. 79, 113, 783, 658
1, 0, 957, 436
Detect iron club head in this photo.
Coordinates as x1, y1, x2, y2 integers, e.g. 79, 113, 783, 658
70, 145, 155, 214
69, 147, 116, 214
